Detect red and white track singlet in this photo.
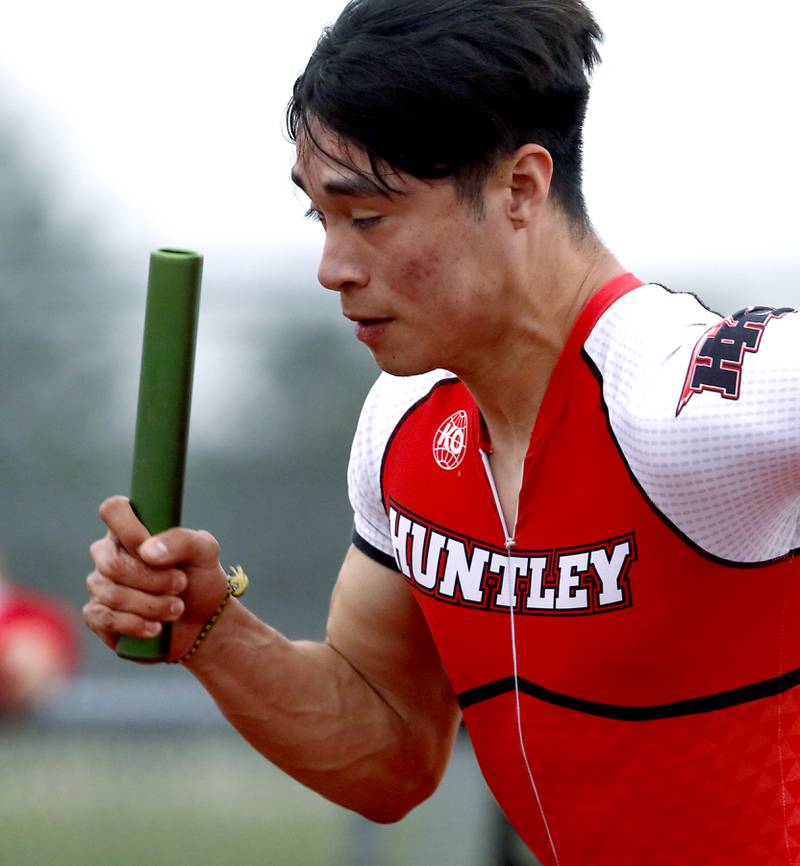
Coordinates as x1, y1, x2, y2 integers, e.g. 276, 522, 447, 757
348, 273, 800, 865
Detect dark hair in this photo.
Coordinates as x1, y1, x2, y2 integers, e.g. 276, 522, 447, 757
287, 0, 603, 224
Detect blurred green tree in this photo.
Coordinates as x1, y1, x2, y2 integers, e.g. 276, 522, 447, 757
0, 98, 131, 620
0, 92, 378, 669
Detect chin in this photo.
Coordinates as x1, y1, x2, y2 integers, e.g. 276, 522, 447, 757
371, 350, 438, 379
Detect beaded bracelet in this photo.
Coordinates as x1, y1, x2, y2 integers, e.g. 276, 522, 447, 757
169, 566, 249, 665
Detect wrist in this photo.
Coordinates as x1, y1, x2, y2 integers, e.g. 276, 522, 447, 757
170, 566, 249, 665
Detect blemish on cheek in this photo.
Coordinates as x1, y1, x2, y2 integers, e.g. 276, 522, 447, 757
400, 248, 442, 292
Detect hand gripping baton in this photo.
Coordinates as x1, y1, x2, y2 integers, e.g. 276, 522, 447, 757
116, 249, 203, 661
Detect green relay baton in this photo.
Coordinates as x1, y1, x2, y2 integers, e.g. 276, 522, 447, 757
116, 249, 203, 662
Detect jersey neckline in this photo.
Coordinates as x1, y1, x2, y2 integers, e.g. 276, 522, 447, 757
476, 272, 645, 455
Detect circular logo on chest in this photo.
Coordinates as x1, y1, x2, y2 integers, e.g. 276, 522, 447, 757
433, 410, 469, 470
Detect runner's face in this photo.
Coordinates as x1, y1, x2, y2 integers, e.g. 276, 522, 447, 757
292, 129, 511, 376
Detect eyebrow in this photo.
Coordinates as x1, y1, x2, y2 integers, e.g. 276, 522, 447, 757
291, 168, 387, 199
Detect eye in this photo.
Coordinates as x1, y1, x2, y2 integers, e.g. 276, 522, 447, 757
352, 216, 384, 229
304, 207, 326, 225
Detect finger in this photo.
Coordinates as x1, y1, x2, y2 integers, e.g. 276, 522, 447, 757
90, 537, 187, 595
83, 599, 163, 643
81, 598, 117, 650
86, 571, 185, 623
138, 528, 220, 570
98, 496, 150, 557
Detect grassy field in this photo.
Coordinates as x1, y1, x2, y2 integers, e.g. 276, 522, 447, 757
0, 725, 522, 866
1, 728, 339, 866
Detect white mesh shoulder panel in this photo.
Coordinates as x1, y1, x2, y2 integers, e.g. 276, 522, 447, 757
584, 284, 800, 563
348, 369, 456, 559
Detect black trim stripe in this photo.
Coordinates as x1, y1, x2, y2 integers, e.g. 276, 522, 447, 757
352, 529, 399, 572
458, 667, 800, 721
579, 347, 799, 570
653, 282, 723, 318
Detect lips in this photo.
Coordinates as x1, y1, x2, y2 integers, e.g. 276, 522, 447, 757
353, 317, 391, 326
343, 312, 390, 324
348, 316, 392, 347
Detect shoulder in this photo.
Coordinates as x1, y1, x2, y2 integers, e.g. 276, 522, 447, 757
585, 283, 720, 404
353, 369, 458, 449
586, 284, 799, 405
585, 282, 800, 424
348, 369, 457, 564
584, 283, 800, 563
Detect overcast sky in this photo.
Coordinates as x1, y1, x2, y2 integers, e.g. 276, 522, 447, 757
2, 0, 799, 283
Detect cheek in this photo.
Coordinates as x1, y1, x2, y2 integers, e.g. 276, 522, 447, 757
391, 225, 477, 306
395, 246, 444, 299
385, 215, 493, 312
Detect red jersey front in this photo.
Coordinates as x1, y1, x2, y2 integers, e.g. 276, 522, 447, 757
348, 274, 800, 865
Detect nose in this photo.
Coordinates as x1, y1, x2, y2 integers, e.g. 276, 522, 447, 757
317, 234, 369, 293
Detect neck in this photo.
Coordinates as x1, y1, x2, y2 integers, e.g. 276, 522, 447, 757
453, 225, 625, 457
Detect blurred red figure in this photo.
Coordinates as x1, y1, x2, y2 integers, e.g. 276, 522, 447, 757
0, 568, 79, 715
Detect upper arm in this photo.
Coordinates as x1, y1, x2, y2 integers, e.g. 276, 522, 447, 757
326, 545, 461, 781
338, 371, 461, 789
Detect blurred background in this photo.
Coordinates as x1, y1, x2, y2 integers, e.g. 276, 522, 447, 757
0, 1, 798, 864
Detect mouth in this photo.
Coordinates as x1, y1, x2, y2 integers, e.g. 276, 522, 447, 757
344, 313, 393, 346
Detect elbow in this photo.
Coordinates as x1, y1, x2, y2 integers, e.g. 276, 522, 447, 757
355, 765, 442, 824
357, 710, 459, 823
360, 807, 414, 825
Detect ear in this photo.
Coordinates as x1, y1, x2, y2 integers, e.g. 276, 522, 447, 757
504, 145, 553, 228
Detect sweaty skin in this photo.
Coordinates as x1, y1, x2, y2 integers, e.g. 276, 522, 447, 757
84, 129, 621, 820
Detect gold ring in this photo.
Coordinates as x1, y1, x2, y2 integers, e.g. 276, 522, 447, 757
226, 565, 249, 598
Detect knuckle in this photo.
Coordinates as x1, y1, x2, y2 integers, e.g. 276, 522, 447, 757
86, 572, 106, 598
81, 601, 95, 627
137, 565, 169, 592
88, 574, 109, 601
84, 601, 108, 631
99, 583, 123, 609
197, 530, 220, 557
87, 572, 127, 610
98, 606, 116, 632
103, 551, 126, 580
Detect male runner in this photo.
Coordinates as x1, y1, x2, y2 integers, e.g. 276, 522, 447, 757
83, 1, 800, 863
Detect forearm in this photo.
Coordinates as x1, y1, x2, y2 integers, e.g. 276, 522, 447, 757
84, 517, 458, 820
184, 601, 439, 821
